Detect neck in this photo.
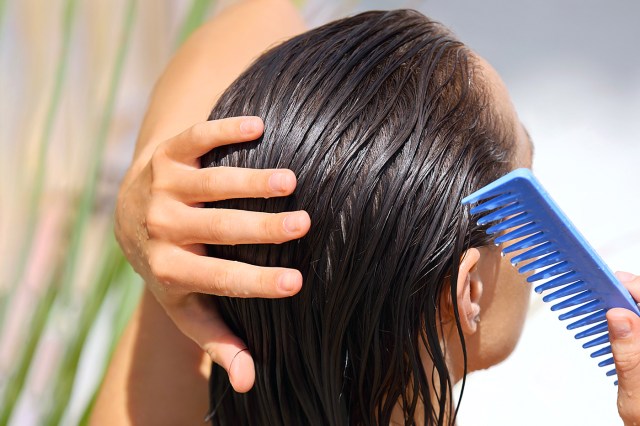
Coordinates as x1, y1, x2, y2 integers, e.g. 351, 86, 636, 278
389, 330, 461, 425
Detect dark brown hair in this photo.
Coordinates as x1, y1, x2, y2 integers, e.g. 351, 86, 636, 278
202, 9, 514, 425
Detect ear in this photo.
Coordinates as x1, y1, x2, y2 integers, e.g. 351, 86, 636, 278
453, 248, 483, 336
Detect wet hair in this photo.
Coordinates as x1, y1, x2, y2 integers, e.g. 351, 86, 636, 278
202, 9, 514, 426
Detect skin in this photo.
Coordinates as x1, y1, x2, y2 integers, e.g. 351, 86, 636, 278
405, 54, 535, 424
446, 55, 535, 379
93, 1, 307, 424
94, 1, 640, 424
113, 0, 307, 391
441, 55, 640, 426
607, 272, 640, 426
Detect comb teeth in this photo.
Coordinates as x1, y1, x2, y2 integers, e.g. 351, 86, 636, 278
591, 345, 612, 358
542, 281, 586, 302
487, 212, 532, 235
549, 290, 593, 311
575, 321, 609, 339
567, 310, 607, 330
582, 333, 610, 349
527, 261, 572, 283
502, 232, 546, 254
518, 251, 563, 274
558, 300, 603, 320
462, 168, 640, 384
470, 192, 520, 214
510, 241, 557, 265
534, 271, 580, 293
495, 222, 540, 244
598, 357, 614, 367
476, 203, 524, 226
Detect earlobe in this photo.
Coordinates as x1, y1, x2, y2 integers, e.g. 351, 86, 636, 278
455, 248, 483, 336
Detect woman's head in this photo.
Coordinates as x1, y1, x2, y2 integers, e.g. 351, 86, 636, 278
202, 9, 532, 425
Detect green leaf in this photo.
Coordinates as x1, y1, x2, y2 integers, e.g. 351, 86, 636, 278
175, 0, 216, 48
43, 0, 138, 421
0, 0, 79, 341
45, 236, 134, 424
76, 264, 142, 426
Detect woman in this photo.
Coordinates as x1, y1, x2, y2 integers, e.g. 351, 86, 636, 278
201, 9, 532, 424
94, 1, 640, 424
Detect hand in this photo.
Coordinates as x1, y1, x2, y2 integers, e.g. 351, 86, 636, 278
607, 271, 640, 425
114, 116, 311, 392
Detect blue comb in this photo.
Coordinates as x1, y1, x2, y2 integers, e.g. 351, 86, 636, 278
462, 168, 640, 384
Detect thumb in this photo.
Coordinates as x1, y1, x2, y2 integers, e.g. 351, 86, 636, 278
607, 307, 640, 425
165, 294, 256, 393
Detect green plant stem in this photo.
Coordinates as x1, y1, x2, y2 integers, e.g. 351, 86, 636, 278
56, 0, 136, 305
77, 263, 142, 426
0, 0, 78, 332
0, 0, 7, 36
174, 0, 215, 49
0, 280, 58, 426
45, 236, 132, 425
42, 1, 137, 422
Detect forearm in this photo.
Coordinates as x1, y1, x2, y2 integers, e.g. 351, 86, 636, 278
91, 290, 210, 425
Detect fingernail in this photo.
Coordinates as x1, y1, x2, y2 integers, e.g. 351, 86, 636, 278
269, 172, 293, 192
610, 318, 632, 339
277, 272, 299, 293
283, 213, 304, 233
240, 117, 261, 135
615, 271, 637, 283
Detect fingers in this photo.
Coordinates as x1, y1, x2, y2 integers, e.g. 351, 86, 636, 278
164, 294, 255, 393
171, 167, 297, 203
163, 117, 264, 162
151, 205, 311, 245
609, 272, 640, 425
148, 243, 303, 297
615, 271, 640, 301
607, 307, 640, 424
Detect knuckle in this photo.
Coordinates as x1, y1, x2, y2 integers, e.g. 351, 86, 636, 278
149, 166, 171, 195
201, 171, 221, 197
152, 178, 170, 195
145, 201, 169, 238
258, 270, 274, 297
262, 214, 284, 243
212, 267, 234, 296
615, 352, 640, 376
207, 213, 228, 244
189, 121, 211, 142
217, 117, 234, 136
149, 152, 171, 193
148, 248, 173, 283
149, 144, 168, 173
149, 176, 168, 197
249, 170, 270, 195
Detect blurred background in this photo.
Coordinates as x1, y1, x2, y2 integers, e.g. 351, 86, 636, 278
0, 0, 638, 424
